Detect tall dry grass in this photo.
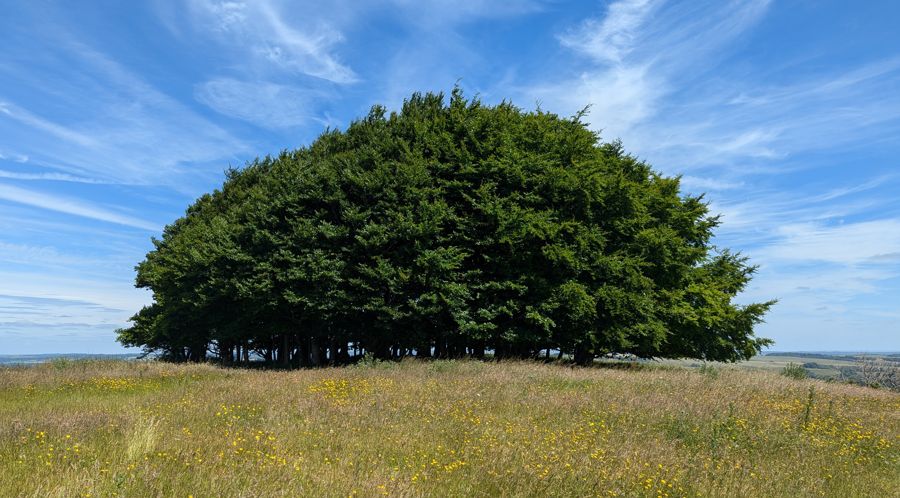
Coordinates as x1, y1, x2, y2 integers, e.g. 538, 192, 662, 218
0, 359, 897, 497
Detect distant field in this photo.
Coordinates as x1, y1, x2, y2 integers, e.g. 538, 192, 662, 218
1, 359, 897, 497
743, 354, 858, 381
0, 354, 140, 366
655, 352, 900, 386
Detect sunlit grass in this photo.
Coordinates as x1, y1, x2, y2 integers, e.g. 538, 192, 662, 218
1, 360, 897, 497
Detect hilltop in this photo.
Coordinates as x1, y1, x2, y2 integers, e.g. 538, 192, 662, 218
1, 360, 897, 497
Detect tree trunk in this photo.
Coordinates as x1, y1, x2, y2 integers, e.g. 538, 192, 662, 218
337, 343, 350, 364
310, 337, 323, 367
297, 338, 309, 368
434, 337, 446, 359
573, 344, 593, 366
280, 335, 290, 367
329, 339, 339, 365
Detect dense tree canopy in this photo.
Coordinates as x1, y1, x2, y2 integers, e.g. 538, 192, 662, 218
118, 90, 774, 366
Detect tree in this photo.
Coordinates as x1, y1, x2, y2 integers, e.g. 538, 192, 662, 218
118, 89, 774, 365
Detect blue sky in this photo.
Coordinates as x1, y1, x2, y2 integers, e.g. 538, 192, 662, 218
1, 0, 898, 354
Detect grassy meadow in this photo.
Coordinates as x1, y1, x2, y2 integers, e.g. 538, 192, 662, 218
1, 360, 897, 497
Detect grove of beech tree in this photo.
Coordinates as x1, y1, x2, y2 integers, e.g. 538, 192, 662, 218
117, 90, 774, 366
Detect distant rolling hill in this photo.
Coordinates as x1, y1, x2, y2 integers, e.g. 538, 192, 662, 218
0, 353, 140, 366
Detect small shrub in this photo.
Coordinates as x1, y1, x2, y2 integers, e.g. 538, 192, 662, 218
801, 386, 815, 429
781, 362, 807, 380
699, 363, 719, 379
49, 358, 72, 370
354, 352, 396, 370
428, 360, 461, 374
355, 352, 379, 368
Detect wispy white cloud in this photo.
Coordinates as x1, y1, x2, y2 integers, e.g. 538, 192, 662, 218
644, 59, 900, 171
388, 0, 544, 26
0, 100, 97, 147
710, 188, 891, 255
0, 39, 251, 187
761, 219, 900, 266
0, 151, 29, 163
521, 0, 900, 178
0, 169, 108, 184
0, 183, 158, 231
524, 0, 774, 150
717, 178, 900, 345
558, 0, 659, 64
0, 273, 148, 318
679, 175, 743, 193
196, 78, 329, 128
743, 263, 896, 308
186, 0, 357, 84
0, 274, 150, 353
180, 0, 548, 126
529, 64, 663, 140
0, 241, 88, 267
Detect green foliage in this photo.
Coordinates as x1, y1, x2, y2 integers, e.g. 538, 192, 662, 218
49, 358, 72, 370
354, 352, 396, 370
782, 362, 808, 380
801, 386, 816, 429
118, 89, 774, 365
699, 362, 720, 379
